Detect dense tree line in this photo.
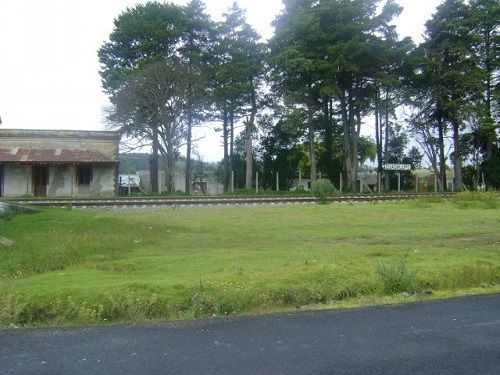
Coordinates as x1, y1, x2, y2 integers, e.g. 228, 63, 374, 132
99, 0, 499, 193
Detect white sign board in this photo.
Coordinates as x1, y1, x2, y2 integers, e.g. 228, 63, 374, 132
383, 164, 411, 171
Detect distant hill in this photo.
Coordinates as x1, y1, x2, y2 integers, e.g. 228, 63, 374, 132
119, 153, 218, 174
119, 153, 152, 173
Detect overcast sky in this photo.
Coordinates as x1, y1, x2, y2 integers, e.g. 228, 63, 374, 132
0, 0, 442, 161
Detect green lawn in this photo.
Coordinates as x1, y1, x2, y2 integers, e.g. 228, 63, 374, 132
1, 196, 499, 327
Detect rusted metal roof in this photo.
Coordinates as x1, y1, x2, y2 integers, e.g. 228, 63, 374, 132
0, 148, 117, 163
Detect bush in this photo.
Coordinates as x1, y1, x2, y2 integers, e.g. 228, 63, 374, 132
377, 252, 418, 295
311, 179, 337, 204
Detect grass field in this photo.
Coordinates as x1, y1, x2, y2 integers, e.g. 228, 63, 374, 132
1, 194, 499, 327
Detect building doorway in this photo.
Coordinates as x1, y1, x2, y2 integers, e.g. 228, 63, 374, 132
33, 165, 49, 197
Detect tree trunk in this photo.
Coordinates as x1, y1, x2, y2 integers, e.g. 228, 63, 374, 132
416, 127, 443, 192
483, 25, 494, 191
229, 108, 234, 190
323, 98, 335, 183
348, 90, 357, 192
437, 113, 447, 191
383, 92, 390, 191
165, 144, 175, 193
452, 120, 463, 192
374, 88, 383, 191
474, 146, 481, 190
223, 108, 229, 193
483, 25, 494, 162
150, 125, 159, 193
185, 85, 193, 196
158, 123, 176, 194
430, 154, 443, 192
340, 92, 352, 192
245, 86, 257, 189
352, 107, 361, 193
245, 121, 253, 189
308, 103, 317, 184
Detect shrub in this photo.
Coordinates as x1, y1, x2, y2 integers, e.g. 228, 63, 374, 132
311, 179, 337, 204
376, 252, 418, 295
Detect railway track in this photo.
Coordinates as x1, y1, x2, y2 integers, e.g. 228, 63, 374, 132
3, 193, 453, 209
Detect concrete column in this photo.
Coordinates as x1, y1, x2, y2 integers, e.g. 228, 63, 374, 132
24, 165, 31, 196
128, 173, 131, 196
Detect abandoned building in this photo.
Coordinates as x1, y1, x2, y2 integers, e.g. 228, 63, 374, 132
0, 129, 120, 197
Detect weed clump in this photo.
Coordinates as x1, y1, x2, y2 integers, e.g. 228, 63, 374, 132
420, 195, 444, 204
189, 290, 219, 316
311, 179, 337, 204
440, 264, 499, 290
452, 191, 498, 209
376, 252, 418, 295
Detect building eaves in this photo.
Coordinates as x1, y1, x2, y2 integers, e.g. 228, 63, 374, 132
0, 148, 118, 163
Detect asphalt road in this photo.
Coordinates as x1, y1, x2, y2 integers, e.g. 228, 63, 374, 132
1, 294, 499, 375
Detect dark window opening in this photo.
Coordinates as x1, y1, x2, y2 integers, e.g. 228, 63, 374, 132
77, 165, 92, 185
33, 165, 49, 197
34, 165, 48, 185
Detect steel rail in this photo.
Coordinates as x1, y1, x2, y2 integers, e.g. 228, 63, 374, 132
2, 193, 454, 208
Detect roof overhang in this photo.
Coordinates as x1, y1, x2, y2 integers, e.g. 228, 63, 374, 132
0, 148, 118, 163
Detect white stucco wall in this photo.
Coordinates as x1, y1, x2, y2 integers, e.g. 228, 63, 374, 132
89, 165, 116, 197
47, 165, 73, 196
3, 164, 32, 196
0, 164, 116, 197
